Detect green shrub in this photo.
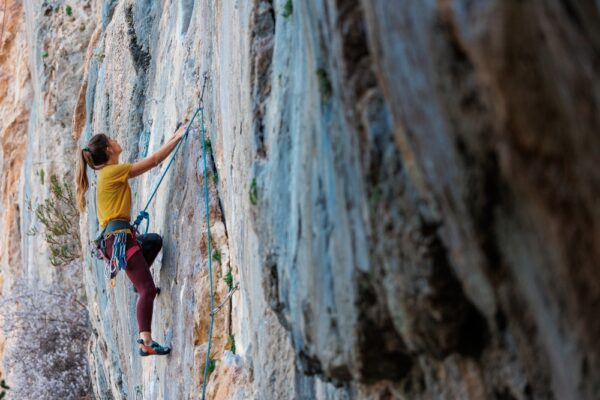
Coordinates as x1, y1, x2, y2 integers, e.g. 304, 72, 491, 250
65, 5, 72, 16
27, 175, 81, 266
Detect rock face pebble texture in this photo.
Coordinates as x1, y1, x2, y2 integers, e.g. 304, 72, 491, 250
0, 0, 599, 399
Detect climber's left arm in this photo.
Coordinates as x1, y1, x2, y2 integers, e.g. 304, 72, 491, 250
129, 122, 187, 178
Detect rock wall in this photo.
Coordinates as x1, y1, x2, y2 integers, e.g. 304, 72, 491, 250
0, 0, 30, 378
0, 0, 599, 399
0, 0, 30, 289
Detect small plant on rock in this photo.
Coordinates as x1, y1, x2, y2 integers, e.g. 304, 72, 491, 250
249, 178, 258, 205
316, 68, 332, 99
224, 269, 233, 291
27, 174, 81, 266
212, 248, 222, 264
65, 5, 72, 16
204, 357, 216, 374
229, 334, 236, 355
204, 138, 212, 153
369, 188, 381, 208
282, 0, 293, 18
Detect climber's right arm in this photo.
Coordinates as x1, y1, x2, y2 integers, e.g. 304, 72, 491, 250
129, 122, 188, 178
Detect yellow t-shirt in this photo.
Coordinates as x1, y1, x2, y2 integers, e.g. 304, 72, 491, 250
96, 163, 133, 228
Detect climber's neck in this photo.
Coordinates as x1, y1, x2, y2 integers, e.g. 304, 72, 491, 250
105, 153, 120, 165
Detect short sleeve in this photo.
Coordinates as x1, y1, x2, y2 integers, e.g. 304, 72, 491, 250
104, 163, 132, 187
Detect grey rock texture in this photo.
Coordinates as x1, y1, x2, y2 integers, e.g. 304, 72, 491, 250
1, 0, 599, 399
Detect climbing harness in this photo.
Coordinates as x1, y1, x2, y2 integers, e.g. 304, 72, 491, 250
90, 219, 141, 287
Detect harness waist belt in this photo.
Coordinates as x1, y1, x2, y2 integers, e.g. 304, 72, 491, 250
104, 219, 131, 236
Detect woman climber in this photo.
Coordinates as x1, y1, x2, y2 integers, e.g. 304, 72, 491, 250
76, 123, 187, 356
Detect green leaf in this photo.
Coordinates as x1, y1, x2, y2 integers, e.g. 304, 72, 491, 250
282, 0, 293, 18
224, 270, 233, 291
204, 358, 216, 374
212, 249, 222, 264
249, 178, 258, 205
229, 334, 236, 355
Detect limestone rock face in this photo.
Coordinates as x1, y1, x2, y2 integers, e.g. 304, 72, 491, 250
0, 0, 31, 288
1, 0, 599, 399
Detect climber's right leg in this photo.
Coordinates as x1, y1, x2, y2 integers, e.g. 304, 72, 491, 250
125, 250, 170, 356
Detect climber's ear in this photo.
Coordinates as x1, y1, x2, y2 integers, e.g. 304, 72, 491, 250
104, 142, 113, 156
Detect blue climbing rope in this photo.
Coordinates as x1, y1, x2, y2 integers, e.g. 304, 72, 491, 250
200, 107, 215, 400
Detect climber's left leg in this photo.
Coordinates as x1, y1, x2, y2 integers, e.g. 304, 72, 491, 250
125, 250, 170, 356
125, 250, 157, 334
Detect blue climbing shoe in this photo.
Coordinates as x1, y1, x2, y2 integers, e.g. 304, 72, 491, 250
137, 339, 171, 356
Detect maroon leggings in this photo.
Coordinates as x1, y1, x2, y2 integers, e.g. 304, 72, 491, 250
105, 233, 162, 333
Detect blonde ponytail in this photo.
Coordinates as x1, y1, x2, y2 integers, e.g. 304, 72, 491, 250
76, 149, 89, 211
